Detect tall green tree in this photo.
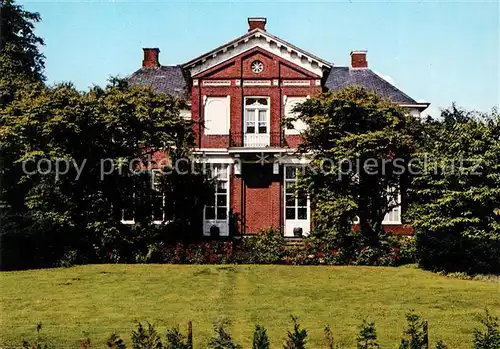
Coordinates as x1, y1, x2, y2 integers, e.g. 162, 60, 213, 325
292, 86, 422, 246
0, 0, 45, 105
408, 105, 500, 274
0, 79, 208, 269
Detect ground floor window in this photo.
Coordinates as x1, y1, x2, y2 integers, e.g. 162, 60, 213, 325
382, 186, 401, 224
353, 186, 402, 225
284, 166, 308, 220
120, 170, 166, 224
284, 165, 310, 237
204, 164, 229, 221
151, 169, 166, 223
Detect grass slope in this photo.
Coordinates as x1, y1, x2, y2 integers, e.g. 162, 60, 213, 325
1, 265, 499, 348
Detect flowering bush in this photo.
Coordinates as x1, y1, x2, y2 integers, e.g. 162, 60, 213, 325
159, 241, 245, 264
131, 228, 414, 267
284, 232, 415, 267
243, 227, 287, 264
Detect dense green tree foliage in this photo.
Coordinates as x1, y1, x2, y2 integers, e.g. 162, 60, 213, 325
0, 0, 212, 270
292, 86, 421, 246
408, 105, 500, 274
0, 0, 45, 105
0, 78, 210, 269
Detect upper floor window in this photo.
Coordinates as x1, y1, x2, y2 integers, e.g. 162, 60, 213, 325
245, 98, 269, 134
204, 96, 230, 135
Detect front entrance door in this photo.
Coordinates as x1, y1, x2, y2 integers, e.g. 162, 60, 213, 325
284, 165, 310, 237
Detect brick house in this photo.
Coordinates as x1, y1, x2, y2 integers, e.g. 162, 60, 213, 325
128, 18, 429, 237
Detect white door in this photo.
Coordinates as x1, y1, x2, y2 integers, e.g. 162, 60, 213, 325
284, 166, 310, 237
244, 97, 270, 147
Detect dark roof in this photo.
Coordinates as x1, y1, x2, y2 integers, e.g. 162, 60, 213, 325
126, 65, 427, 108
127, 65, 189, 100
325, 67, 422, 105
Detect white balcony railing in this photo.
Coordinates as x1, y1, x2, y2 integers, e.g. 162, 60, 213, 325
244, 133, 270, 147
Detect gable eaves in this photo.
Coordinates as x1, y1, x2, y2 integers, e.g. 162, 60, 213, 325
181, 28, 332, 74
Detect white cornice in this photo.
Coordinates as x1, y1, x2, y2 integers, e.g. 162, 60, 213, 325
182, 29, 331, 78
399, 103, 431, 111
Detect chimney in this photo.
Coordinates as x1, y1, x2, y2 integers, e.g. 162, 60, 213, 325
248, 17, 267, 31
142, 48, 160, 68
350, 50, 368, 69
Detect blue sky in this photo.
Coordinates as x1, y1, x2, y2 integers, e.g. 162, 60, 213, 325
19, 0, 499, 117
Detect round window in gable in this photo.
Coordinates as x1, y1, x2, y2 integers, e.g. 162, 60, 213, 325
251, 60, 264, 74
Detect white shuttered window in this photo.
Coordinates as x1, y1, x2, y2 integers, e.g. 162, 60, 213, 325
284, 96, 308, 135
204, 96, 230, 135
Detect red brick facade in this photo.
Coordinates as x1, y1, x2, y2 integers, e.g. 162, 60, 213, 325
191, 46, 321, 234
191, 47, 321, 151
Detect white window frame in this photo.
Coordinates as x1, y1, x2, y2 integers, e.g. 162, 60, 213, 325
120, 170, 168, 225
352, 187, 402, 225
283, 165, 311, 236
382, 188, 402, 224
203, 96, 230, 135
284, 166, 309, 221
203, 163, 230, 236
244, 97, 270, 135
151, 169, 167, 224
121, 194, 135, 225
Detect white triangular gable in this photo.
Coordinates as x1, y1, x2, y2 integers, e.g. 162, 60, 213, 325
183, 29, 331, 78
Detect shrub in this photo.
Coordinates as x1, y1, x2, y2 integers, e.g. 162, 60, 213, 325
356, 320, 379, 349
252, 325, 270, 349
324, 325, 339, 349
398, 311, 428, 349
283, 316, 307, 349
106, 333, 126, 349
435, 340, 448, 349
473, 309, 500, 349
165, 326, 190, 349
243, 227, 287, 264
286, 230, 415, 267
131, 322, 162, 349
21, 323, 52, 349
207, 319, 242, 349
79, 331, 92, 349
396, 236, 416, 264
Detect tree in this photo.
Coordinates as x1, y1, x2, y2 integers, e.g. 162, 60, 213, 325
252, 325, 270, 349
408, 105, 500, 274
0, 78, 209, 269
356, 320, 379, 349
398, 312, 428, 349
283, 316, 307, 349
292, 86, 422, 246
207, 319, 242, 349
0, 0, 45, 105
473, 309, 500, 349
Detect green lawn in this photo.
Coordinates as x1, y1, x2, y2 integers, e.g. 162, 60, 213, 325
0, 265, 499, 348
